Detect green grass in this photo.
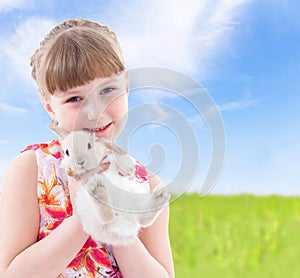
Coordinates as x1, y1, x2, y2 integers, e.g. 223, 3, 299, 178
169, 194, 300, 278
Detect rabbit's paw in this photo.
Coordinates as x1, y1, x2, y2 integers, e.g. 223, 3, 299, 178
117, 155, 136, 177
138, 185, 170, 227
85, 175, 114, 222
119, 165, 136, 177
152, 184, 170, 209
85, 175, 106, 202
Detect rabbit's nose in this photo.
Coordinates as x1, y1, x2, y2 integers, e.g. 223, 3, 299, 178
77, 160, 85, 166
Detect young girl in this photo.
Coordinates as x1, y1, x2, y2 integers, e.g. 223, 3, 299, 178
0, 18, 174, 278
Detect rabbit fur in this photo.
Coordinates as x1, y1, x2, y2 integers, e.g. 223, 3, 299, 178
49, 125, 170, 246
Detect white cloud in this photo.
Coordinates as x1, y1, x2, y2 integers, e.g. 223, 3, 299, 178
188, 115, 206, 130
0, 0, 29, 12
1, 17, 56, 84
116, 0, 249, 78
0, 1, 249, 88
0, 102, 26, 115
217, 98, 257, 112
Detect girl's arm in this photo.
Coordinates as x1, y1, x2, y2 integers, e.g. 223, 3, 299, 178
112, 175, 175, 278
0, 150, 89, 278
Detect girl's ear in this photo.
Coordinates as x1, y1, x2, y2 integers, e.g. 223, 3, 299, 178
42, 98, 57, 122
43, 98, 59, 127
44, 102, 55, 117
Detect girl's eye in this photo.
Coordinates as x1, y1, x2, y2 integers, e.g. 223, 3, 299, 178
100, 87, 115, 95
66, 96, 81, 103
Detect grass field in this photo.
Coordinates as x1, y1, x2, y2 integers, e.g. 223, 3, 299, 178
169, 194, 300, 278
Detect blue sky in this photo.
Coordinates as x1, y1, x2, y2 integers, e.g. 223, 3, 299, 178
0, 0, 299, 196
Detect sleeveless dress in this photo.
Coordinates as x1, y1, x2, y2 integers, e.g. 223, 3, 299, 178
22, 139, 149, 278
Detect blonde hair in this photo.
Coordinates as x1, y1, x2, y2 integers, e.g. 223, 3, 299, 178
30, 18, 125, 99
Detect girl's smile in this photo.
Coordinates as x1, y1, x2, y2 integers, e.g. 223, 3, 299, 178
84, 122, 113, 137
45, 72, 129, 141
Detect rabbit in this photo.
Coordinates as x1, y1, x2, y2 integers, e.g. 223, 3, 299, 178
48, 124, 170, 245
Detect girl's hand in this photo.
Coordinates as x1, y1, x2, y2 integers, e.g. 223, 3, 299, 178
67, 177, 83, 207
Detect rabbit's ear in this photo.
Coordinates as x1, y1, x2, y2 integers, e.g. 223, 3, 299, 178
103, 141, 127, 155
89, 131, 97, 141
48, 124, 69, 139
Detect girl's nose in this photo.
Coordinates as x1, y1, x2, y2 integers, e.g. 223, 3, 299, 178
87, 105, 98, 121
86, 99, 105, 121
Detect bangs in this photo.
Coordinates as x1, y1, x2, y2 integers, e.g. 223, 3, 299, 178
41, 28, 125, 94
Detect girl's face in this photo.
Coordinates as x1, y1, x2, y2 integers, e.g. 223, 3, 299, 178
45, 72, 129, 141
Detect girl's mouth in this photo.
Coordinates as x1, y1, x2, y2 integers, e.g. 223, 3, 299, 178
87, 123, 112, 136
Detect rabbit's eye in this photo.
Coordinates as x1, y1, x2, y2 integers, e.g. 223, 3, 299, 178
88, 143, 92, 150
65, 149, 70, 156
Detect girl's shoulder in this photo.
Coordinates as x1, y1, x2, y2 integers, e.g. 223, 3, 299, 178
21, 139, 63, 160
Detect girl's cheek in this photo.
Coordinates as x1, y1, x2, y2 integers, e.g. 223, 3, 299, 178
58, 113, 78, 131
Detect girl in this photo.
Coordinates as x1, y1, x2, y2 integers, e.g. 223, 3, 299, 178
0, 18, 174, 278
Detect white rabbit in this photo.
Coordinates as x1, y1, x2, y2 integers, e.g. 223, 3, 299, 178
49, 124, 170, 246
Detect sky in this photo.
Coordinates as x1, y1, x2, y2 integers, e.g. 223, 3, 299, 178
0, 0, 300, 196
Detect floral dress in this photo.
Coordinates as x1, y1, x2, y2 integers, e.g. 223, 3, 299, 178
22, 139, 149, 278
